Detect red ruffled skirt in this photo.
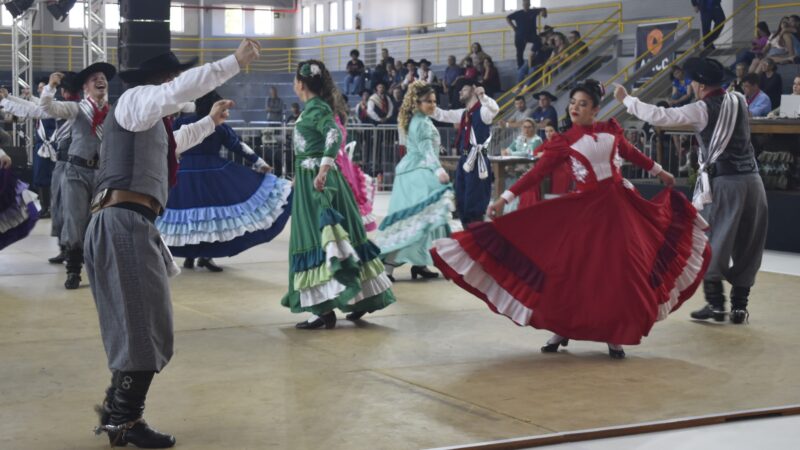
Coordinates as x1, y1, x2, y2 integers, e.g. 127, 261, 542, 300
431, 179, 711, 345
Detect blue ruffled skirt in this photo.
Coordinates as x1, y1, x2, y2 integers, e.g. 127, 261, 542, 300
156, 154, 292, 258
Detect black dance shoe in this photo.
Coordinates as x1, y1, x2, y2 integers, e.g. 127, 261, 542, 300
730, 309, 749, 324
540, 338, 569, 353
346, 311, 367, 321
183, 258, 195, 269
295, 312, 336, 330
690, 304, 726, 322
411, 265, 439, 280
197, 257, 223, 272
608, 347, 626, 359
64, 273, 81, 290
39, 209, 51, 219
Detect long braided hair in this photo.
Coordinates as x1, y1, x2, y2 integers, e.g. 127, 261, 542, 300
398, 81, 436, 133
296, 59, 348, 121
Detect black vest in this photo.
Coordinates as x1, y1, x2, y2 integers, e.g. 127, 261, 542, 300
699, 95, 758, 176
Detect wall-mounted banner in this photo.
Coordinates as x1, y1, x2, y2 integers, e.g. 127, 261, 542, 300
636, 22, 679, 79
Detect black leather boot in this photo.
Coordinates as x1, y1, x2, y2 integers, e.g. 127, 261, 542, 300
48, 246, 66, 264
64, 248, 83, 290
183, 258, 195, 269
691, 281, 726, 322
730, 286, 751, 324
94, 371, 118, 427
96, 371, 176, 448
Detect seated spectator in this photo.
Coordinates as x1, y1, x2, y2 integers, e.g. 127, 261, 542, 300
502, 118, 542, 157
388, 65, 402, 91
287, 102, 302, 123
417, 59, 435, 84
481, 58, 501, 97
544, 32, 569, 72
733, 21, 770, 69
395, 59, 408, 79
451, 57, 480, 94
355, 90, 372, 123
517, 45, 553, 87
401, 59, 419, 89
265, 86, 285, 123
345, 49, 366, 95
758, 57, 783, 108
500, 96, 533, 129
380, 48, 395, 69
367, 82, 393, 125
462, 42, 490, 68
567, 30, 588, 56
442, 55, 464, 107
369, 62, 390, 91
743, 73, 772, 117
531, 91, 558, 139
769, 75, 800, 117
389, 86, 404, 123
728, 62, 748, 94
751, 17, 796, 72
542, 119, 557, 142
669, 65, 694, 106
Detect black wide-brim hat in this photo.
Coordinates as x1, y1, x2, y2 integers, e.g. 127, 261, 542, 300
683, 57, 727, 85
533, 90, 557, 101
404, 59, 417, 66
460, 79, 483, 88
418, 58, 432, 66
119, 52, 198, 84
73, 62, 116, 89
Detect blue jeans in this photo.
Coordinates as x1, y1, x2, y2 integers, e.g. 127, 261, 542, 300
345, 74, 364, 95
517, 64, 541, 87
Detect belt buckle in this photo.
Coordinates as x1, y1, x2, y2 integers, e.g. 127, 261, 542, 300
91, 188, 110, 212
87, 158, 97, 168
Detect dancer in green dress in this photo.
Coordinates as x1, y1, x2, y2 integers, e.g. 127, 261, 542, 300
374, 81, 454, 281
282, 60, 395, 329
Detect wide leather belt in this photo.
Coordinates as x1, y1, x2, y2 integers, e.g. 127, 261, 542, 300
91, 188, 163, 217
67, 155, 99, 169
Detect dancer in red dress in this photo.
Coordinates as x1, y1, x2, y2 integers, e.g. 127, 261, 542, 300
431, 80, 711, 358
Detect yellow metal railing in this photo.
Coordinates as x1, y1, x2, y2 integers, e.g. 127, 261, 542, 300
495, 7, 623, 115
601, 0, 757, 121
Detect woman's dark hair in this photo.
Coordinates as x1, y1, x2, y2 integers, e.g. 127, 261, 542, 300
471, 42, 483, 52
350, 49, 360, 57
296, 59, 348, 122
195, 90, 223, 118
670, 64, 684, 81
569, 78, 605, 107
757, 21, 770, 37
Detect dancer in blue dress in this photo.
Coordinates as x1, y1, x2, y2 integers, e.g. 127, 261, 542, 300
155, 90, 292, 271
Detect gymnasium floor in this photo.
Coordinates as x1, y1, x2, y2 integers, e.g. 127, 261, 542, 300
1, 192, 798, 450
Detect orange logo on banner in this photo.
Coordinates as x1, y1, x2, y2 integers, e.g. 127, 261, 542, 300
647, 28, 664, 55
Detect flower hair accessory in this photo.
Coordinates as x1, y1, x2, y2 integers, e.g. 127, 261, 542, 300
300, 63, 322, 78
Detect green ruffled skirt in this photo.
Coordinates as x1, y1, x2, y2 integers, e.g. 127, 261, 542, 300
281, 161, 395, 315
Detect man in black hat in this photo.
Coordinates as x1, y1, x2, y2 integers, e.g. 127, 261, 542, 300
86, 38, 260, 448
402, 59, 419, 90
531, 91, 558, 139
614, 57, 767, 325
0, 73, 80, 263
431, 81, 499, 226
367, 81, 393, 125
40, 62, 116, 289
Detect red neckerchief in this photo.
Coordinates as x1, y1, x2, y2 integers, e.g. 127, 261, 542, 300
379, 95, 388, 113
162, 117, 178, 187
87, 96, 109, 137
359, 103, 368, 120
455, 102, 482, 150
703, 88, 727, 100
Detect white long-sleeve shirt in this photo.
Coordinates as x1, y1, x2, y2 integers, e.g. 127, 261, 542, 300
0, 96, 53, 119
622, 95, 708, 132
38, 85, 81, 120
114, 54, 241, 154
431, 93, 500, 125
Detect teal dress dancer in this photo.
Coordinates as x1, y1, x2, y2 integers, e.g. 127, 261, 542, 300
374, 112, 454, 273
